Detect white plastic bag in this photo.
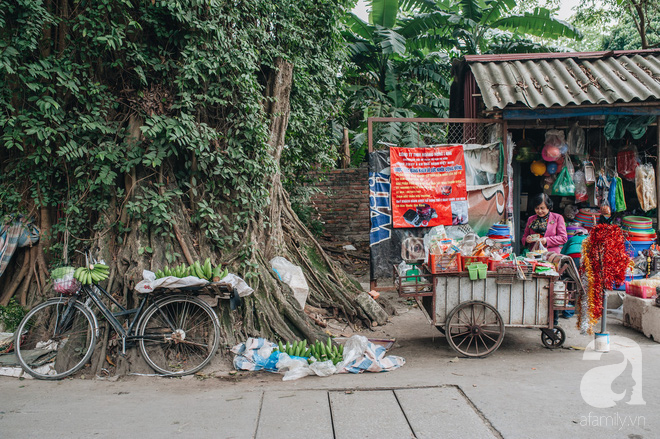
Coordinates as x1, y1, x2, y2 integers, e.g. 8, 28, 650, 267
336, 335, 369, 373
636, 163, 657, 212
309, 360, 337, 377
574, 170, 588, 203
220, 273, 254, 297
567, 123, 585, 155
276, 353, 312, 381
270, 257, 309, 309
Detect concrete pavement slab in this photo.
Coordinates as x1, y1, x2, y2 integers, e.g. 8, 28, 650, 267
256, 390, 332, 439
329, 389, 414, 439
0, 379, 264, 439
395, 387, 498, 439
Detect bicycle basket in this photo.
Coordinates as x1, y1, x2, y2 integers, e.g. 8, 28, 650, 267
51, 266, 81, 295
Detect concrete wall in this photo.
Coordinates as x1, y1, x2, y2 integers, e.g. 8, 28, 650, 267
308, 165, 370, 244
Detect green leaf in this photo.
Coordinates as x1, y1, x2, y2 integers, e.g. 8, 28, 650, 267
369, 0, 400, 29
492, 7, 584, 40
376, 28, 407, 55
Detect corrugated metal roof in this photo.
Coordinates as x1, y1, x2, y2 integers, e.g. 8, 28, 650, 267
466, 50, 660, 110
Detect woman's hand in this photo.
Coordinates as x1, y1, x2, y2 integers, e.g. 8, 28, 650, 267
539, 238, 547, 245
526, 235, 534, 243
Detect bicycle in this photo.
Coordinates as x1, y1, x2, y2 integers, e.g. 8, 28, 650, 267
14, 253, 223, 380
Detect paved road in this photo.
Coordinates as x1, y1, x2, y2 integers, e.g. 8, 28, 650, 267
1, 305, 658, 439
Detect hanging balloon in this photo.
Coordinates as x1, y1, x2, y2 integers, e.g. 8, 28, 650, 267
546, 162, 558, 174
531, 160, 546, 176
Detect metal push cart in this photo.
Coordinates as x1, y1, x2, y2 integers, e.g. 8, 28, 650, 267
393, 255, 579, 357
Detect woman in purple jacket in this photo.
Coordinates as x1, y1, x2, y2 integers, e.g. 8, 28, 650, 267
522, 193, 567, 253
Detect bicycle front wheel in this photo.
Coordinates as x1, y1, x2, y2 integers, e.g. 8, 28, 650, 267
15, 298, 96, 380
138, 295, 220, 376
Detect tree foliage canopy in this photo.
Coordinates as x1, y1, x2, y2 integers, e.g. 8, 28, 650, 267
0, 0, 348, 262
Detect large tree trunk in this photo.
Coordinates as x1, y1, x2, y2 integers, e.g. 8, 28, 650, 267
0, 58, 376, 376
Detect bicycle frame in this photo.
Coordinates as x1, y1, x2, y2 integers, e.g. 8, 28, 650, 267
81, 283, 149, 354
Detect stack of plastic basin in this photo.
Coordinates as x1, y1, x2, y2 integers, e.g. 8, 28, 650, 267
622, 216, 656, 256
574, 208, 600, 230
488, 224, 512, 250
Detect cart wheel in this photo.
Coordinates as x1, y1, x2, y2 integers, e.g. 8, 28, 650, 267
445, 301, 504, 358
540, 327, 566, 349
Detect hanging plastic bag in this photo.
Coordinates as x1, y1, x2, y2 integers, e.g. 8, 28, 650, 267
552, 166, 575, 196
544, 129, 565, 147
617, 146, 639, 181
614, 175, 626, 212
636, 163, 657, 212
583, 161, 596, 185
608, 176, 617, 211
573, 170, 588, 203
567, 123, 585, 155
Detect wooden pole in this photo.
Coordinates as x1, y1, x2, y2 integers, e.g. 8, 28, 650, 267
341, 127, 350, 168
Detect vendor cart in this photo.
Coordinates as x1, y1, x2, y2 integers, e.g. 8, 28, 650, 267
394, 255, 579, 357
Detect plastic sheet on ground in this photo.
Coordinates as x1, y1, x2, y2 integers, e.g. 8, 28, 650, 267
231, 338, 279, 372
231, 335, 405, 380
336, 335, 405, 374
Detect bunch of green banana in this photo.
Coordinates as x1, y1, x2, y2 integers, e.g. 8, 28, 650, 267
277, 337, 344, 365
74, 263, 109, 285
308, 337, 343, 365
154, 258, 228, 281
211, 265, 228, 282
155, 264, 190, 279
277, 340, 309, 357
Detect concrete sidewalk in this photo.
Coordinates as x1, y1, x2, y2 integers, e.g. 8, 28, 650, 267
1, 304, 658, 439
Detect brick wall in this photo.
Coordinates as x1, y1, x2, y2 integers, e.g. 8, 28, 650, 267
308, 164, 370, 244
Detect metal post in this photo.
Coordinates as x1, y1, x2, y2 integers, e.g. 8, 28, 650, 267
657, 117, 660, 229
600, 289, 607, 334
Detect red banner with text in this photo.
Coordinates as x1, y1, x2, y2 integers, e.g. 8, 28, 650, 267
390, 145, 468, 228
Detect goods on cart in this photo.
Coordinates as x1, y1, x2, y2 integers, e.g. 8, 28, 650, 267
155, 258, 227, 281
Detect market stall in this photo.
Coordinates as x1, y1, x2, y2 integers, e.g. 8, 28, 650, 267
368, 50, 660, 350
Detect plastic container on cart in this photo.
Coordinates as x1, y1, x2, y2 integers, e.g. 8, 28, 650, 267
478, 264, 487, 279
429, 253, 462, 274
466, 262, 488, 280
467, 264, 478, 280
488, 259, 517, 271
462, 256, 489, 270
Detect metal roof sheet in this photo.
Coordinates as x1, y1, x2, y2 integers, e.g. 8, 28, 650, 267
466, 50, 660, 110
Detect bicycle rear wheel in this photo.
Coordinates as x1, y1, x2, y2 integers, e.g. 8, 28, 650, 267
138, 295, 220, 376
15, 298, 96, 380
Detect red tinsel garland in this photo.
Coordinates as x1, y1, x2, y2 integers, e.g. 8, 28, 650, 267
580, 224, 630, 331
